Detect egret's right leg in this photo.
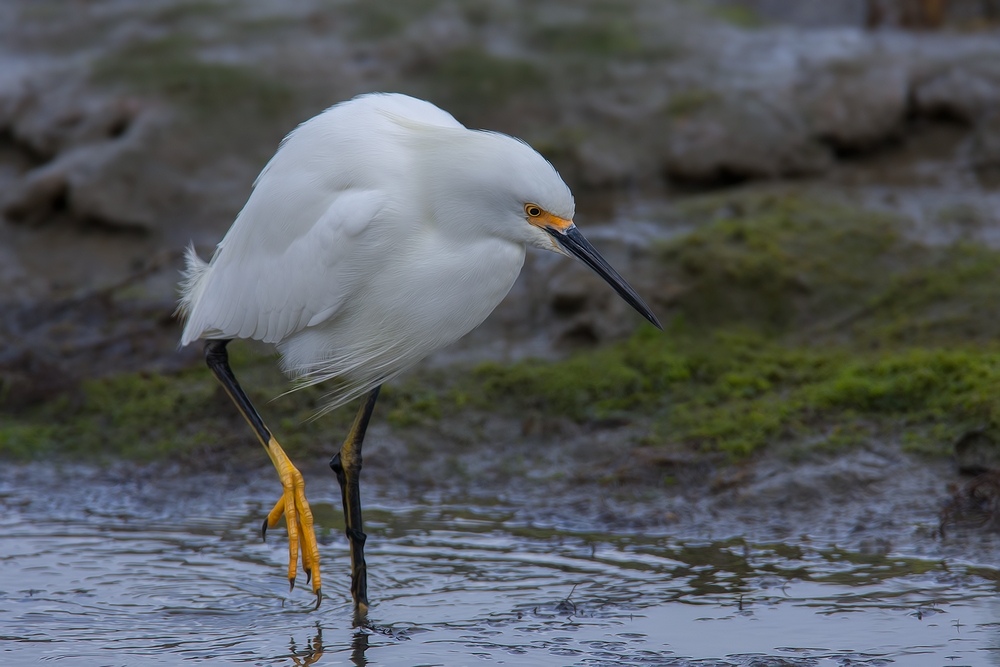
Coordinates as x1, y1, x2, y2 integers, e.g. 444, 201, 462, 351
204, 339, 323, 607
330, 386, 381, 618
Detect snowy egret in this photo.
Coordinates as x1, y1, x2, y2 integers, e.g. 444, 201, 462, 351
178, 93, 660, 615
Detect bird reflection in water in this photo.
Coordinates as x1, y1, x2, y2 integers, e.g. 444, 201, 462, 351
350, 631, 370, 667
289, 624, 324, 666
284, 624, 373, 666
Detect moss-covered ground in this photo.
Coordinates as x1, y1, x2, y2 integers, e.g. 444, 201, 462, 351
4, 194, 1000, 465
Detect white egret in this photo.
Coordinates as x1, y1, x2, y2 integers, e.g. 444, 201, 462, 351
178, 93, 660, 615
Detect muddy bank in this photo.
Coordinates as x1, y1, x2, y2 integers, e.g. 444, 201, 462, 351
3, 2, 1000, 558
5, 194, 1000, 560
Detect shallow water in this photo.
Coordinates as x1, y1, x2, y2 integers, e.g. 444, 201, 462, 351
1, 466, 998, 666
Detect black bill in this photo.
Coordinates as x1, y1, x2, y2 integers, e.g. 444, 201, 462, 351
547, 226, 662, 330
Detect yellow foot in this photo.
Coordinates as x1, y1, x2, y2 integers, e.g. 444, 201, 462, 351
260, 437, 322, 607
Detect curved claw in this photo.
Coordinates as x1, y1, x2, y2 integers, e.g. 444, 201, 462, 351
315, 589, 322, 611
289, 576, 296, 592
262, 518, 269, 542
305, 568, 312, 584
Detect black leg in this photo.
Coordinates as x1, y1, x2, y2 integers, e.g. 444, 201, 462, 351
205, 339, 324, 607
330, 386, 381, 618
205, 339, 272, 446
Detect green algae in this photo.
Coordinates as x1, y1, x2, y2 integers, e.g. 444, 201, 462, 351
412, 47, 547, 120
0, 349, 356, 464
665, 89, 719, 118
473, 330, 1000, 458
710, 5, 766, 28
92, 35, 294, 119
662, 194, 1000, 346
5, 195, 1000, 464
531, 20, 643, 58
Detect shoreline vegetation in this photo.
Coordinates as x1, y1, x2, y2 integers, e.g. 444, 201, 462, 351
4, 194, 1000, 472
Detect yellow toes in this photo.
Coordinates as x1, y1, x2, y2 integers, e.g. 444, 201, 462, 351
292, 469, 322, 595
262, 498, 283, 540
281, 472, 299, 588
263, 437, 322, 602
267, 498, 284, 530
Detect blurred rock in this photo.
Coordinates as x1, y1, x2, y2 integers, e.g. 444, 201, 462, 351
941, 468, 1000, 534
574, 136, 643, 187
969, 109, 1000, 172
866, 0, 1000, 28
953, 428, 1000, 475
797, 61, 910, 151
2, 167, 67, 225
1, 85, 184, 231
0, 348, 76, 410
4, 85, 140, 160
664, 94, 833, 183
738, 449, 894, 509
915, 66, 1000, 124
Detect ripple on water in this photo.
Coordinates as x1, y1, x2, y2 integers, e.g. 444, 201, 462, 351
0, 467, 997, 666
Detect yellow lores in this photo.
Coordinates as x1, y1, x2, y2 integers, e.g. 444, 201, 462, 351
525, 203, 573, 232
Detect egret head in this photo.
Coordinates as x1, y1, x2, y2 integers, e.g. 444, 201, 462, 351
487, 134, 661, 330
521, 200, 661, 330
425, 127, 661, 329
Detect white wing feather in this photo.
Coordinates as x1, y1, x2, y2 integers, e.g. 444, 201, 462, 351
180, 188, 386, 346
179, 93, 463, 348
178, 93, 530, 413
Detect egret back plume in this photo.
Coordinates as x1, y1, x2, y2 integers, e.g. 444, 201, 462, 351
177, 244, 210, 321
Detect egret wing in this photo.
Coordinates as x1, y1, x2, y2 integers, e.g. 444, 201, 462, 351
180, 186, 386, 346
180, 92, 462, 347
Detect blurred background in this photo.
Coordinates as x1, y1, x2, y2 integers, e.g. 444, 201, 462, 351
5, 1, 1000, 664
4, 0, 1000, 464
6, 0, 1000, 505
5, 0, 1000, 503
0, 0, 1000, 376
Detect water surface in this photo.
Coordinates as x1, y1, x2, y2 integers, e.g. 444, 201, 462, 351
0, 465, 997, 666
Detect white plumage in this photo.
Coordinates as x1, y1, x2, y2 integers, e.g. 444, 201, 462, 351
179, 93, 579, 410
177, 94, 658, 610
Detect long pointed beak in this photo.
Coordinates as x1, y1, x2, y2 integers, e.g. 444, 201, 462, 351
546, 226, 662, 330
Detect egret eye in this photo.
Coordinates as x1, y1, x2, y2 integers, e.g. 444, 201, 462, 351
525, 204, 542, 218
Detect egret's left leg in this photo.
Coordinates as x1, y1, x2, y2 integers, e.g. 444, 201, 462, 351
330, 386, 381, 618
204, 339, 323, 607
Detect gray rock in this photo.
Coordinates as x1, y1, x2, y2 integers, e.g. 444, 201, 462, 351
969, 109, 1000, 171
953, 429, 1000, 475
1, 163, 67, 225
3, 109, 185, 231
574, 136, 642, 187
915, 66, 1000, 124
739, 449, 894, 510
797, 61, 910, 151
4, 84, 141, 160
664, 93, 832, 182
